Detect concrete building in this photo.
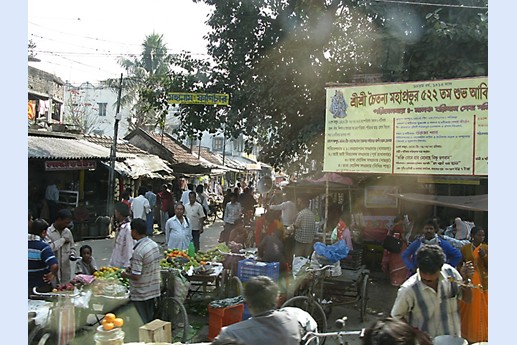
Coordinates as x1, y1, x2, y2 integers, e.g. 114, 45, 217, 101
62, 82, 131, 137
28, 66, 65, 126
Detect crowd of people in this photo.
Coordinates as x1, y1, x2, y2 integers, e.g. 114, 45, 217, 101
28, 178, 488, 344
380, 216, 488, 344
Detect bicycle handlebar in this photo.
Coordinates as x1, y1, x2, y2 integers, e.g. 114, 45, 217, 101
305, 264, 336, 272
302, 328, 365, 345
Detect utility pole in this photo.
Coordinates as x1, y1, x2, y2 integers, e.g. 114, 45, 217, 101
222, 123, 226, 166
106, 73, 123, 216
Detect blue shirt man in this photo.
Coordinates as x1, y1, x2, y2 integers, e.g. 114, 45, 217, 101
28, 218, 58, 295
402, 218, 462, 273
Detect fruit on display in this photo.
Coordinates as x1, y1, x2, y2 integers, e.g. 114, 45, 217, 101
53, 282, 75, 292
101, 312, 122, 331
159, 244, 230, 271
94, 266, 130, 290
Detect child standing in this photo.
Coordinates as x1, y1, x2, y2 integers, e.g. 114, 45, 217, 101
75, 245, 98, 275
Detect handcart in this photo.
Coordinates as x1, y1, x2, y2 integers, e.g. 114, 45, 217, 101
28, 287, 82, 345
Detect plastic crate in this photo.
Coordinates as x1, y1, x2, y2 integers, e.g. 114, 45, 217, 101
208, 303, 244, 340
340, 249, 363, 270
237, 259, 280, 282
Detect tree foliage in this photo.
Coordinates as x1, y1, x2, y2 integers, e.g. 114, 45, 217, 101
128, 1, 488, 171
103, 33, 174, 133
187, 0, 488, 170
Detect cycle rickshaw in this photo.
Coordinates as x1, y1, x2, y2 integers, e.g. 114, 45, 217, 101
281, 244, 370, 344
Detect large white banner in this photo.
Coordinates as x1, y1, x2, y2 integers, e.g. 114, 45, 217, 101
324, 77, 488, 176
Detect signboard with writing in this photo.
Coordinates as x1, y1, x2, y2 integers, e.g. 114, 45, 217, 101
168, 92, 229, 105
45, 160, 97, 171
364, 186, 399, 208
324, 77, 488, 176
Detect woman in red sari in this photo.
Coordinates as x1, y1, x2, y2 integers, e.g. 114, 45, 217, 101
381, 215, 409, 286
459, 226, 488, 343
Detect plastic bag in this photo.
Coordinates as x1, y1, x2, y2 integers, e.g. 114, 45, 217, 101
313, 240, 350, 264
330, 226, 338, 242
72, 289, 92, 309
310, 252, 342, 277
169, 270, 190, 304
292, 256, 310, 278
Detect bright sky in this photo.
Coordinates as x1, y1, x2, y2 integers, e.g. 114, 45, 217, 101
28, 0, 212, 85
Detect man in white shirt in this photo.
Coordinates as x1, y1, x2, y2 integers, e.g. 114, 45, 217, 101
131, 186, 150, 220
45, 179, 60, 223
220, 193, 242, 244
180, 183, 194, 206
268, 193, 298, 228
184, 191, 206, 252
391, 244, 473, 344
196, 184, 210, 216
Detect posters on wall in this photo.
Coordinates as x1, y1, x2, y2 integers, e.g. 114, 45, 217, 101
324, 77, 488, 176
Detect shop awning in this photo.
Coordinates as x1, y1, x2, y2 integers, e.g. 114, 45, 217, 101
388, 193, 488, 212
100, 155, 175, 180
28, 135, 132, 160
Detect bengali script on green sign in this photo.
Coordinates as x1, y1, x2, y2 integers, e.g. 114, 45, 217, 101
168, 92, 229, 105
323, 77, 488, 176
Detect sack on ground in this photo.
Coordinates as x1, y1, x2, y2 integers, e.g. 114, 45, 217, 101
310, 252, 342, 277
382, 235, 403, 253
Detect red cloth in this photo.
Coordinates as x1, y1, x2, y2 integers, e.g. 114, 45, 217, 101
158, 191, 174, 212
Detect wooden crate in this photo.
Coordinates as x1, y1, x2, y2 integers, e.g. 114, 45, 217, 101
139, 319, 172, 343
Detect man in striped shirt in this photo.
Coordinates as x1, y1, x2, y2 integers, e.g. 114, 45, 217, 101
391, 244, 473, 344
28, 217, 58, 296
121, 218, 161, 324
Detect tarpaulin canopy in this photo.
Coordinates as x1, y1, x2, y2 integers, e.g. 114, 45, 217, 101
389, 193, 488, 212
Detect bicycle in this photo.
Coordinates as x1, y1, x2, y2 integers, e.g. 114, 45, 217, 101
155, 269, 190, 344
214, 249, 245, 299
301, 316, 365, 345
206, 195, 224, 224
281, 264, 337, 344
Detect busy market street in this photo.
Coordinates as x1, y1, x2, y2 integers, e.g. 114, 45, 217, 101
41, 218, 400, 345
27, 1, 489, 344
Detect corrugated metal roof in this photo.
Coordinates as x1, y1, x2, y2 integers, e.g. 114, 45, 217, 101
148, 132, 210, 167
28, 136, 118, 159
83, 135, 148, 155
101, 155, 175, 180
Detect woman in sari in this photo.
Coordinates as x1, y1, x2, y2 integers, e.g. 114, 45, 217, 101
381, 215, 409, 286
459, 226, 488, 343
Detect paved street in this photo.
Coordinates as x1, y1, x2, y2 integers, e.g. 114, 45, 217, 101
75, 218, 399, 344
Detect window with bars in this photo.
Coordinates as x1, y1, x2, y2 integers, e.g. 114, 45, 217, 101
98, 103, 107, 116
213, 137, 224, 151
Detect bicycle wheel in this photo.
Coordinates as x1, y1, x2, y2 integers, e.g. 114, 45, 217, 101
359, 272, 370, 322
155, 296, 189, 344
225, 276, 243, 298
28, 325, 53, 345
282, 296, 328, 344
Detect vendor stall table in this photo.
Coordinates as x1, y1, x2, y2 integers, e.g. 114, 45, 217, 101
185, 263, 224, 300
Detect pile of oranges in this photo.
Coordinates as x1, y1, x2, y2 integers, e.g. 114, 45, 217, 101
101, 312, 124, 331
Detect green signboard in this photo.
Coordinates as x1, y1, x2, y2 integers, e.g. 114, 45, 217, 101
168, 92, 229, 105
